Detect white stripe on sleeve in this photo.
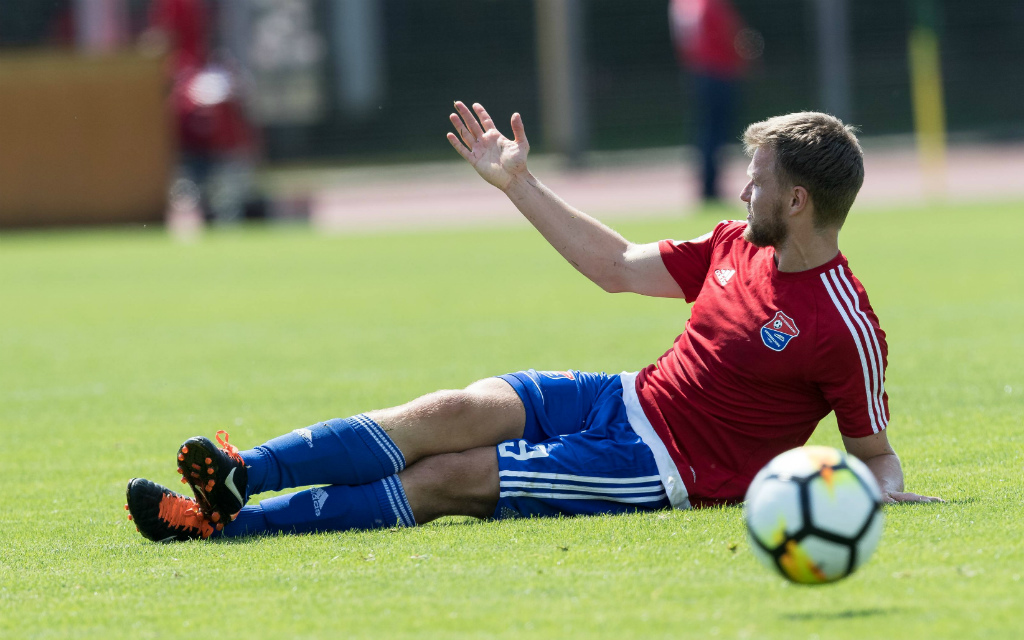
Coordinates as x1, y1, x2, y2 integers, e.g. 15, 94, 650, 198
835, 268, 889, 427
820, 270, 882, 433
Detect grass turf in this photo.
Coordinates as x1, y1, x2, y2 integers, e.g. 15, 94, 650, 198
1, 201, 1022, 639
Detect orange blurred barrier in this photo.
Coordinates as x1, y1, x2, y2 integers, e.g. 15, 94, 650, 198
0, 52, 172, 227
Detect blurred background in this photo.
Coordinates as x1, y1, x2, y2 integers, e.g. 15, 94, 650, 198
1, 0, 1022, 231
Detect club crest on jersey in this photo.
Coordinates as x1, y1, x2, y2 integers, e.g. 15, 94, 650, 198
760, 311, 800, 351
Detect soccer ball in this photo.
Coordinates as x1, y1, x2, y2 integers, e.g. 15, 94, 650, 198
744, 446, 884, 584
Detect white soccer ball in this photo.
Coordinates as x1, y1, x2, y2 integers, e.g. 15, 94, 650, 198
744, 445, 884, 584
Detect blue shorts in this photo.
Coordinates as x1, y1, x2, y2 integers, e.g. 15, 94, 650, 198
493, 370, 671, 519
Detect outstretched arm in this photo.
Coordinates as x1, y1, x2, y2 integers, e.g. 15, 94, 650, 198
447, 101, 683, 298
842, 431, 943, 503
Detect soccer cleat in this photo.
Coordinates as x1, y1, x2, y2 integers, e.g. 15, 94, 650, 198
125, 478, 215, 542
177, 430, 248, 526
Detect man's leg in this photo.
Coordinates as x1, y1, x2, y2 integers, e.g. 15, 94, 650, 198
179, 378, 523, 524
397, 447, 499, 523
226, 370, 672, 537
367, 377, 526, 463
127, 371, 678, 541
217, 416, 672, 539
216, 447, 499, 537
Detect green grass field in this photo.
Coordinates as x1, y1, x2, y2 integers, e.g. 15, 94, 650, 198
2, 201, 1022, 639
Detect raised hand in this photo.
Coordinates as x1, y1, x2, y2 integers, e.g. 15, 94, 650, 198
447, 101, 530, 190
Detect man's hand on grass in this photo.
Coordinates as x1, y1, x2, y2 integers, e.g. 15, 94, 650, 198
883, 491, 944, 504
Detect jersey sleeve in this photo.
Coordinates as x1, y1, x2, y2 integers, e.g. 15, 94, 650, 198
659, 220, 741, 302
815, 272, 890, 439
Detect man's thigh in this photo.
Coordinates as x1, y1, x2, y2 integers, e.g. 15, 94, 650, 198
399, 447, 500, 523
368, 376, 527, 462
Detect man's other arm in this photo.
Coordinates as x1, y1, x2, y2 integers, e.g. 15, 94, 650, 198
842, 431, 943, 503
447, 101, 684, 299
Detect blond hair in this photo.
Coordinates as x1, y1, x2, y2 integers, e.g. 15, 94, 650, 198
743, 112, 864, 229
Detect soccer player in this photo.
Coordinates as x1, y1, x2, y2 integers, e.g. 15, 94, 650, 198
126, 102, 941, 542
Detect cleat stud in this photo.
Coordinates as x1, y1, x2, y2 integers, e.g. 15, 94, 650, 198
177, 467, 184, 474
230, 513, 238, 521
127, 514, 133, 521
216, 523, 224, 531
208, 467, 214, 474
181, 446, 188, 454
124, 504, 129, 510
136, 526, 140, 532
205, 458, 212, 464
211, 512, 221, 522
178, 453, 184, 461
181, 478, 188, 484
191, 463, 201, 470
191, 472, 200, 478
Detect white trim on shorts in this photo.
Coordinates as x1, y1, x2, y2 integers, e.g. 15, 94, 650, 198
619, 371, 692, 510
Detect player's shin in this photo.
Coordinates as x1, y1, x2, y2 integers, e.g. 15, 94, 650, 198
217, 476, 416, 538
243, 415, 406, 495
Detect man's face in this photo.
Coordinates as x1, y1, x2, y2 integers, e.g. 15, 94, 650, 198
740, 147, 789, 249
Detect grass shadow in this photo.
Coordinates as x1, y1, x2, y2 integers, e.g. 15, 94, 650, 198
205, 517, 486, 544
886, 497, 972, 507
782, 607, 903, 621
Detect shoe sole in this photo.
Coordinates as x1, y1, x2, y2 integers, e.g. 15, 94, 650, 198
176, 437, 243, 530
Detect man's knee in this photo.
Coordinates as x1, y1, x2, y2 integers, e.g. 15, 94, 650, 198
400, 448, 499, 523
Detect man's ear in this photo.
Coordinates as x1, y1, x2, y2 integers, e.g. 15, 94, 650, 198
789, 185, 810, 216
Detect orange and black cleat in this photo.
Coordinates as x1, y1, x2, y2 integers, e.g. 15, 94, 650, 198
125, 478, 215, 542
176, 430, 248, 526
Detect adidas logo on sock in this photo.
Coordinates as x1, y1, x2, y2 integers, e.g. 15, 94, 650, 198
310, 487, 328, 517
293, 428, 314, 448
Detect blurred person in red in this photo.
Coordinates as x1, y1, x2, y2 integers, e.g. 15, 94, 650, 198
143, 0, 208, 78
670, 0, 747, 204
142, 0, 259, 224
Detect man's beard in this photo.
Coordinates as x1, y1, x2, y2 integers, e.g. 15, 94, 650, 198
743, 199, 788, 248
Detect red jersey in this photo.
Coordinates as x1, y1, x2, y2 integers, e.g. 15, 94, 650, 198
636, 221, 889, 504
669, 0, 746, 79
149, 0, 209, 77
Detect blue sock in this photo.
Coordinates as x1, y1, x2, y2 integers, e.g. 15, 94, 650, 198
218, 504, 272, 537
240, 415, 406, 497
218, 476, 415, 537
